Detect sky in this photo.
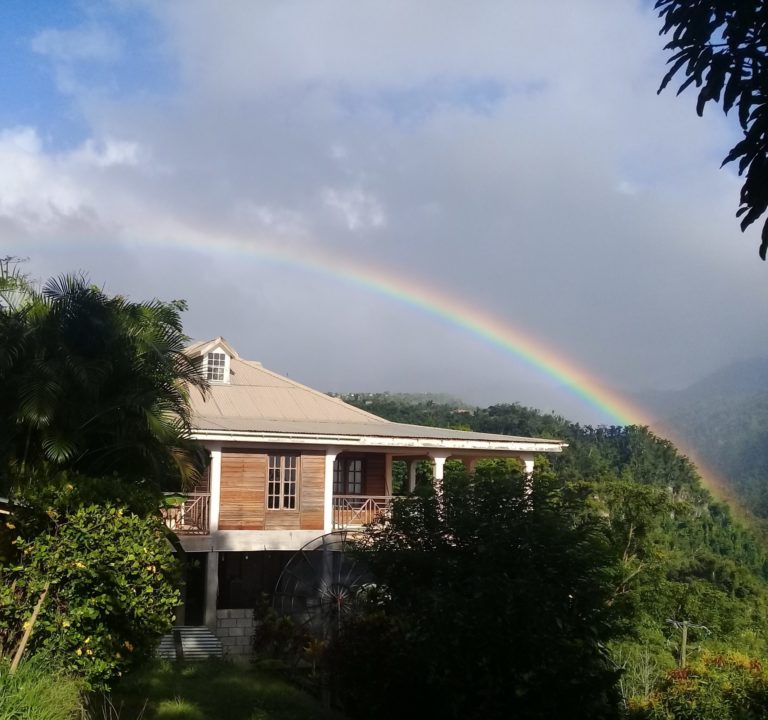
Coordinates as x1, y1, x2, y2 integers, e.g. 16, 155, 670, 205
2, 0, 768, 424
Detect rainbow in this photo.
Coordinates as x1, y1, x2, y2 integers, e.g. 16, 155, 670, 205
136, 231, 741, 512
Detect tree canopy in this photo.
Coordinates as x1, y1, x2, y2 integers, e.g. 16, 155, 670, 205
328, 465, 624, 720
0, 271, 207, 490
655, 1, 768, 258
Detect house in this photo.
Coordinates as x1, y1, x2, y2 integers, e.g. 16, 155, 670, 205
165, 337, 566, 656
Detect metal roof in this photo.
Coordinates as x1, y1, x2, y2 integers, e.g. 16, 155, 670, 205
186, 342, 565, 452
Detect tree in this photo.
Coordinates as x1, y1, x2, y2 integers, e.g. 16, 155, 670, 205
0, 272, 207, 490
655, 1, 768, 259
327, 464, 624, 720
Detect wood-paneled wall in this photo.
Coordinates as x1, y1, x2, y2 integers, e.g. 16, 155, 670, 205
218, 448, 326, 531
219, 449, 266, 530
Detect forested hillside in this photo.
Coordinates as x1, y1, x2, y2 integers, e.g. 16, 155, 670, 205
647, 358, 768, 518
342, 393, 768, 690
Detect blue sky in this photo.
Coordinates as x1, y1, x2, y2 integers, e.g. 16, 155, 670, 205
0, 1, 174, 149
1, 1, 766, 423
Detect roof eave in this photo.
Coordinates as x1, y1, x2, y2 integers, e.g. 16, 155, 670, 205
190, 428, 566, 453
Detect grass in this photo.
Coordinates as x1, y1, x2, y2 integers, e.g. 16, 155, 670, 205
0, 659, 83, 720
104, 659, 345, 720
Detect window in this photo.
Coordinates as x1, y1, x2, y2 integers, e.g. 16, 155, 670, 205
205, 351, 227, 382
268, 454, 298, 510
333, 457, 364, 495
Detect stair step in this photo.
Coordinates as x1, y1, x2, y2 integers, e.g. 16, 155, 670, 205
156, 626, 223, 661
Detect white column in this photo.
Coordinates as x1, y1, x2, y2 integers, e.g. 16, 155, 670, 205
323, 447, 341, 533
430, 451, 450, 480
384, 454, 393, 496
204, 551, 218, 629
520, 453, 535, 477
429, 451, 451, 495
407, 460, 417, 493
208, 445, 222, 533
205, 445, 222, 630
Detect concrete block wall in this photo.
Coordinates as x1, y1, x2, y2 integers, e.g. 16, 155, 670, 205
216, 609, 254, 658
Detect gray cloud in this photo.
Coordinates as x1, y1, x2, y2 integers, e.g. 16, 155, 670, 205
3, 0, 768, 424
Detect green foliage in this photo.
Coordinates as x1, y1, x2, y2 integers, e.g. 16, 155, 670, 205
1, 471, 179, 689
252, 594, 311, 668
346, 394, 768, 704
655, 0, 768, 258
628, 651, 768, 720
0, 272, 207, 490
0, 658, 83, 720
328, 465, 624, 720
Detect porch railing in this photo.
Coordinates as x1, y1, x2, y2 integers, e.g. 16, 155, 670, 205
333, 495, 392, 530
161, 493, 211, 535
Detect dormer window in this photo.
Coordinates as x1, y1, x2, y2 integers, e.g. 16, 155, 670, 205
205, 351, 229, 383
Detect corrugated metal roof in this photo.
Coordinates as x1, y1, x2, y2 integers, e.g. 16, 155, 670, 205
188, 355, 390, 426
186, 342, 564, 449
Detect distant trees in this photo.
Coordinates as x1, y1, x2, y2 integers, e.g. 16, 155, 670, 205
655, 1, 768, 258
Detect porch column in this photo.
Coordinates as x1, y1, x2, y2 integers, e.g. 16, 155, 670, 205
429, 451, 451, 494
519, 453, 535, 477
324, 447, 341, 533
204, 551, 219, 629
407, 460, 418, 493
208, 445, 222, 534
464, 457, 478, 474
384, 454, 393, 496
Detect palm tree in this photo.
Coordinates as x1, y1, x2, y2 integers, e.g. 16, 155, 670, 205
0, 273, 208, 490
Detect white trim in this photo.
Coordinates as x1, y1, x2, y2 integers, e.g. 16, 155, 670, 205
208, 446, 222, 533
203, 350, 231, 384
191, 430, 564, 454
324, 448, 341, 533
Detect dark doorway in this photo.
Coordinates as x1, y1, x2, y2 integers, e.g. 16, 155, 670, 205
181, 553, 207, 626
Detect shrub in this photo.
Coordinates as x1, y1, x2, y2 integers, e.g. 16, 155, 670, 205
628, 650, 768, 720
3, 502, 179, 689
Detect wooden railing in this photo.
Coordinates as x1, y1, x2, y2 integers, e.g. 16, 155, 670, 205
333, 495, 392, 530
161, 493, 211, 535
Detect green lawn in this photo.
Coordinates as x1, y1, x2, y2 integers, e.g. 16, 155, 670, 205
104, 659, 344, 720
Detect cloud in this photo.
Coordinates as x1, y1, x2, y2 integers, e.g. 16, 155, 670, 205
322, 186, 386, 231
3, 1, 767, 423
31, 26, 121, 64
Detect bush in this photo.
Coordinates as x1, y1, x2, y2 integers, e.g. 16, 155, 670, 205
628, 651, 768, 720
2, 501, 179, 689
0, 659, 83, 720
327, 466, 624, 720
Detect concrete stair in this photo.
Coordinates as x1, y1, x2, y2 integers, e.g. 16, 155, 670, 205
156, 625, 223, 660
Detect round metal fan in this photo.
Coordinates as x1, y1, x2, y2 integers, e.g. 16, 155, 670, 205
273, 531, 373, 639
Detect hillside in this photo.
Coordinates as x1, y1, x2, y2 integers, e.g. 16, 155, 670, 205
645, 358, 768, 518
342, 393, 768, 673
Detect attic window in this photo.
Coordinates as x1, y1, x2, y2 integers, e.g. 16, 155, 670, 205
205, 351, 228, 382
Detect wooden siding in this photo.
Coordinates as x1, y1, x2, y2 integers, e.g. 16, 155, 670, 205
219, 449, 266, 530
300, 451, 325, 530
364, 452, 386, 496
219, 449, 327, 531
